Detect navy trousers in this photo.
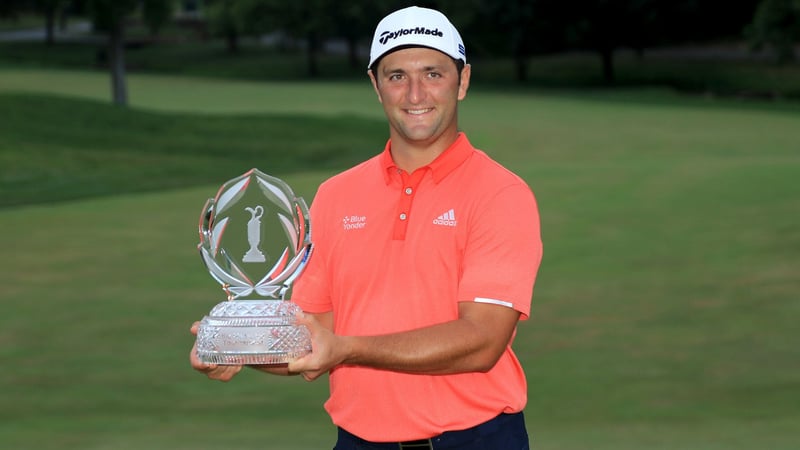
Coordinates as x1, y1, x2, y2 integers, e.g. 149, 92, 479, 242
333, 412, 530, 450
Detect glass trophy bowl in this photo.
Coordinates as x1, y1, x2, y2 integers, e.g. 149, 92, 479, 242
194, 168, 312, 365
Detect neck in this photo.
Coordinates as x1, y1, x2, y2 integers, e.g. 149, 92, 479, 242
389, 130, 460, 173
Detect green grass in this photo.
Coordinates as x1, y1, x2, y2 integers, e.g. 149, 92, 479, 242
1, 68, 799, 449
0, 67, 384, 114
0, 91, 385, 207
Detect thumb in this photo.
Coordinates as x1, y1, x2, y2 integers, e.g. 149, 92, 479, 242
287, 351, 311, 374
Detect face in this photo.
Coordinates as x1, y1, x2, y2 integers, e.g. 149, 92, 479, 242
369, 47, 470, 150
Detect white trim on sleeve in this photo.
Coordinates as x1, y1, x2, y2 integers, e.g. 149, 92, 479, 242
473, 297, 514, 308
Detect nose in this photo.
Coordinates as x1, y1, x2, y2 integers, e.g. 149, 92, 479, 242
407, 76, 425, 104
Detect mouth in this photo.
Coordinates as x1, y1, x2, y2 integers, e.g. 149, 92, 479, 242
406, 107, 434, 115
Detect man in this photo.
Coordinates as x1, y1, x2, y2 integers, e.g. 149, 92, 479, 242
191, 6, 542, 449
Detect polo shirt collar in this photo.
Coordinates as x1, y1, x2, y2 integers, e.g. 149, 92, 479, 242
381, 132, 474, 185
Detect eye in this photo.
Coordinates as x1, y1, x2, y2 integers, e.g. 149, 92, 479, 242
388, 73, 404, 82
427, 71, 442, 79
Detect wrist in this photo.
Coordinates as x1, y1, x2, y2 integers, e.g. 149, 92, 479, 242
339, 335, 358, 366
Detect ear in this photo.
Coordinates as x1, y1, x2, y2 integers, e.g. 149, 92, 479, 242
368, 70, 383, 103
457, 64, 471, 101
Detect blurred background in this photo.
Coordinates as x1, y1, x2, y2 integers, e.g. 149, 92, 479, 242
1, 0, 799, 104
0, 1, 798, 449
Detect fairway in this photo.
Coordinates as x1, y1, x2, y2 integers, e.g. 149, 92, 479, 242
1, 68, 799, 449
0, 68, 383, 116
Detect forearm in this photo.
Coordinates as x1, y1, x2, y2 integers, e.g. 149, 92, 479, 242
340, 302, 521, 375
341, 319, 506, 374
288, 304, 519, 380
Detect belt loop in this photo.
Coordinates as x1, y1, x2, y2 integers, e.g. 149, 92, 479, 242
398, 439, 433, 450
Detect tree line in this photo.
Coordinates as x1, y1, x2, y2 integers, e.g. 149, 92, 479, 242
2, 0, 798, 106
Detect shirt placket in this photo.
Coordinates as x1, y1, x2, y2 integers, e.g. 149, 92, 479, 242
392, 168, 426, 241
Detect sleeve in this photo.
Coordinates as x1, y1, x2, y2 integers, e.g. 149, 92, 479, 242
290, 186, 334, 314
457, 181, 542, 320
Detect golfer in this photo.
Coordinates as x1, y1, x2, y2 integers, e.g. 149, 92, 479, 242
191, 6, 542, 449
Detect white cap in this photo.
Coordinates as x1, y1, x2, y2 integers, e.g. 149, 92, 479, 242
368, 6, 466, 69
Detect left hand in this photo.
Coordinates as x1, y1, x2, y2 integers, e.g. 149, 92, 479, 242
189, 321, 243, 382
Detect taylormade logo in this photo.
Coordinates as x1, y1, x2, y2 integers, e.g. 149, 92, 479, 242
379, 27, 443, 45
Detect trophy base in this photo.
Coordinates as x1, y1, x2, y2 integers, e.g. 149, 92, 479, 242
195, 300, 311, 365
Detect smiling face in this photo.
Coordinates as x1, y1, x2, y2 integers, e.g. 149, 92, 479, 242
369, 47, 470, 170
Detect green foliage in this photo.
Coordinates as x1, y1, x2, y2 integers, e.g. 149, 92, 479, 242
0, 0, 33, 19
746, 0, 800, 63
142, 0, 174, 35
86, 0, 140, 32
233, 0, 283, 36
35, 0, 70, 15
205, 0, 239, 40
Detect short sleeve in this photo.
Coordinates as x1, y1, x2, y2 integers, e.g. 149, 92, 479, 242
457, 182, 542, 319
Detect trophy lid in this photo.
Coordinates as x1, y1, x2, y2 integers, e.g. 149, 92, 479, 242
198, 168, 312, 300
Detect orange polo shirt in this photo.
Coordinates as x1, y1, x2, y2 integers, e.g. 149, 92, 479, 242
292, 133, 542, 441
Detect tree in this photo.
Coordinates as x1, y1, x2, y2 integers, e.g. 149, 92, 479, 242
205, 0, 242, 53
36, 0, 70, 46
232, 0, 341, 77
142, 0, 172, 36
331, 0, 384, 69
469, 0, 570, 82
467, 0, 762, 84
0, 0, 33, 19
746, 0, 800, 63
562, 0, 644, 84
87, 0, 173, 106
279, 0, 337, 77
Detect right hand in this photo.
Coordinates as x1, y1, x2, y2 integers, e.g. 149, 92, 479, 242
189, 321, 243, 382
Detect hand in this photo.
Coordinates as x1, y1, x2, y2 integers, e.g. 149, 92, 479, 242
189, 321, 243, 382
288, 312, 345, 382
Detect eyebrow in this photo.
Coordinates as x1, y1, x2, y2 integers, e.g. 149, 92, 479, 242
382, 65, 444, 76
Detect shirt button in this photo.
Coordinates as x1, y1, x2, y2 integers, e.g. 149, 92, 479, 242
404, 187, 413, 195
399, 213, 407, 221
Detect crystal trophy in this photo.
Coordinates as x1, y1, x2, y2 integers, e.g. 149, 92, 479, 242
194, 168, 312, 365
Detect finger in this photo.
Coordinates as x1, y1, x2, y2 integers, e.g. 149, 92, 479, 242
302, 368, 326, 382
189, 341, 216, 372
209, 365, 242, 382
294, 311, 313, 328
191, 354, 215, 372
287, 352, 312, 374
